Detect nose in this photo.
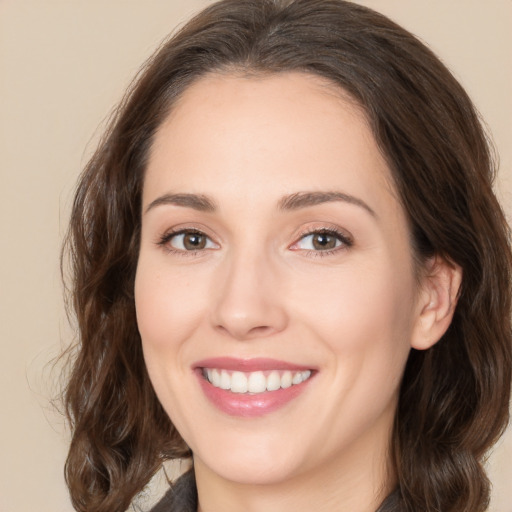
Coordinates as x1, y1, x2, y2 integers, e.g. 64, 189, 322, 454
210, 249, 288, 341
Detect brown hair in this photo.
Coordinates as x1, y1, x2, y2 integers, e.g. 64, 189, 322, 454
62, 1, 512, 511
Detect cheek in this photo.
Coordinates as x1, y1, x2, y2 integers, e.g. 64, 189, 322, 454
134, 256, 208, 428
291, 259, 416, 346
134, 257, 208, 353
133, 255, 212, 425
289, 255, 417, 412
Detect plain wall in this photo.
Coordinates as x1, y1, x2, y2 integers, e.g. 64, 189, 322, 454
0, 1, 510, 511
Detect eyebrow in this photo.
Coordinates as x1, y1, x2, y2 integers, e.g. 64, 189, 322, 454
144, 190, 376, 217
278, 191, 377, 217
145, 193, 217, 214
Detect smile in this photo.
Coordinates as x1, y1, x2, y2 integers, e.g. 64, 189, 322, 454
202, 368, 312, 394
194, 358, 316, 417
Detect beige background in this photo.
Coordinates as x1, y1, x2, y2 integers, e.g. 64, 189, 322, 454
0, 1, 510, 511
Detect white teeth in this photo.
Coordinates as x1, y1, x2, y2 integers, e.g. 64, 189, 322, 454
248, 371, 267, 393
211, 369, 221, 387
219, 370, 231, 390
292, 371, 303, 385
266, 371, 281, 391
230, 371, 248, 393
280, 371, 292, 389
204, 368, 312, 394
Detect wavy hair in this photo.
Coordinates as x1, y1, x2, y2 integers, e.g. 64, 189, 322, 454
62, 1, 512, 511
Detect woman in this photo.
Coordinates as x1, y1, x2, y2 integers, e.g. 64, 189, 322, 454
62, 1, 512, 511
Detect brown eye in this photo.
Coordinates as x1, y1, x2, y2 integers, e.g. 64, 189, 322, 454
183, 232, 207, 250
166, 230, 216, 251
312, 233, 338, 250
291, 229, 352, 253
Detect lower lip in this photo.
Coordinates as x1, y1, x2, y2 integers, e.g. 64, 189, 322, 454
196, 370, 313, 417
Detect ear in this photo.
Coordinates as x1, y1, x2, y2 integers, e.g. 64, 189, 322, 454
410, 256, 463, 351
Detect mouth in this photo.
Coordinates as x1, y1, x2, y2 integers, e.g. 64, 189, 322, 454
194, 358, 315, 417
201, 368, 312, 394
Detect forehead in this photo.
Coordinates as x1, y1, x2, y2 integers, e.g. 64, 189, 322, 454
144, 71, 397, 214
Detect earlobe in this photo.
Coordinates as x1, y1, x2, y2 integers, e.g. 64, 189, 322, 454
410, 256, 463, 351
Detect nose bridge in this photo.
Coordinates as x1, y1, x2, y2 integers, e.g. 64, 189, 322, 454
211, 242, 287, 340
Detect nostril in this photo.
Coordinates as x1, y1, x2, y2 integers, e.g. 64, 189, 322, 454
214, 323, 277, 340
248, 325, 274, 336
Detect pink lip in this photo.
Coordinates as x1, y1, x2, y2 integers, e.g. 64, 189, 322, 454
193, 357, 315, 418
194, 357, 312, 372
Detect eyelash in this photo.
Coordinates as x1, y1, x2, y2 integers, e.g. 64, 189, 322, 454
156, 227, 353, 257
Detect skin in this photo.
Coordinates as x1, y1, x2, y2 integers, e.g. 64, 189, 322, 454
135, 72, 461, 512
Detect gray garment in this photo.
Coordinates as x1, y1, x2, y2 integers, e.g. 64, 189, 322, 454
150, 471, 197, 512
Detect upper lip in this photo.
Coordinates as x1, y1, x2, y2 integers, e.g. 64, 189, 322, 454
193, 357, 314, 372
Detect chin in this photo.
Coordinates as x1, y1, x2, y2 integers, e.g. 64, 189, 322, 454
192, 432, 308, 486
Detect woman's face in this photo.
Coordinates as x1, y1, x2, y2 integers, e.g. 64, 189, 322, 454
135, 72, 423, 487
